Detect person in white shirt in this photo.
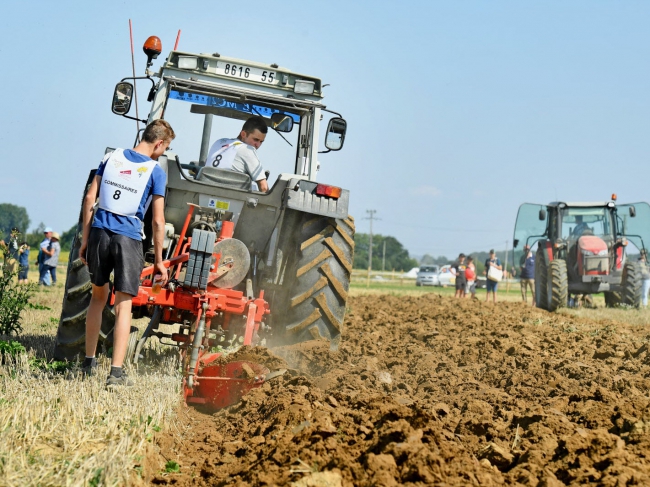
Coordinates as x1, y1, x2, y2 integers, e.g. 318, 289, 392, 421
206, 116, 269, 192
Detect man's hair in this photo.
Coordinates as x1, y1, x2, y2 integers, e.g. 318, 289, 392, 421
459, 253, 466, 258
242, 116, 268, 135
467, 256, 473, 262
142, 119, 176, 143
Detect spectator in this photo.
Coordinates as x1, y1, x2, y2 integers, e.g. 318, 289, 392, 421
38, 227, 53, 285
485, 249, 502, 303
451, 253, 467, 298
18, 241, 29, 284
42, 232, 61, 285
1, 227, 19, 276
641, 251, 650, 308
465, 256, 477, 299
519, 244, 536, 306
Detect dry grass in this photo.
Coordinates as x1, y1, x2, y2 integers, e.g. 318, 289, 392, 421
0, 283, 182, 486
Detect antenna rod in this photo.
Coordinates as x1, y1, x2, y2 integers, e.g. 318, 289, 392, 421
129, 19, 141, 135
174, 30, 182, 50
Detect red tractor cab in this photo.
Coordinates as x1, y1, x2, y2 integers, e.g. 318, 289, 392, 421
513, 198, 650, 310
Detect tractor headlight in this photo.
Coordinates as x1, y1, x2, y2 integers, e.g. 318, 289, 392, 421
178, 56, 198, 69
294, 80, 315, 95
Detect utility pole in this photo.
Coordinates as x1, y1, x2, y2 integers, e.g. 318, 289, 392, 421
382, 240, 386, 272
364, 210, 379, 286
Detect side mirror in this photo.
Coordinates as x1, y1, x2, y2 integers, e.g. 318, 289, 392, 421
270, 112, 294, 133
630, 206, 636, 217
112, 82, 134, 115
539, 209, 547, 221
513, 239, 519, 248
325, 117, 347, 151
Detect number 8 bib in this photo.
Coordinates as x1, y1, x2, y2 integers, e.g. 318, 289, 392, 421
98, 149, 158, 221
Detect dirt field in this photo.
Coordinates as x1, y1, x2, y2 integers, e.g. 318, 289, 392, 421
147, 294, 650, 486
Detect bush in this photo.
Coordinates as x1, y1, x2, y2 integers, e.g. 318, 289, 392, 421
0, 266, 35, 335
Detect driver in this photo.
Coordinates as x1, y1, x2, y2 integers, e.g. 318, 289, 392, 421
206, 115, 269, 192
571, 215, 590, 238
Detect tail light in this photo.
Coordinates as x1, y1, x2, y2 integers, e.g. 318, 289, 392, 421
316, 184, 342, 199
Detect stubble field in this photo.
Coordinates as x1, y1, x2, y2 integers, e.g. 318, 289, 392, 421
2, 280, 650, 486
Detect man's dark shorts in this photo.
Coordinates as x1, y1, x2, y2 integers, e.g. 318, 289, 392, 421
87, 228, 143, 296
486, 279, 498, 292
455, 278, 467, 291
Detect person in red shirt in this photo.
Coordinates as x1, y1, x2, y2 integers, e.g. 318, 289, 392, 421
465, 256, 477, 299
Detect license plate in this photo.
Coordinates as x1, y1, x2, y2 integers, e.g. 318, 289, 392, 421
214, 62, 279, 85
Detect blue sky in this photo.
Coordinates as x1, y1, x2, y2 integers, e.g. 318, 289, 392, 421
1, 1, 649, 259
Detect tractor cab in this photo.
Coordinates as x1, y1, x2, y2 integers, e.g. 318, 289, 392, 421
513, 198, 650, 310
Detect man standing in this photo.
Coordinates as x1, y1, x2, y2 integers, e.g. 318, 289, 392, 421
485, 249, 502, 303
38, 227, 53, 285
519, 244, 536, 306
79, 120, 175, 387
1, 227, 19, 276
451, 253, 467, 298
206, 115, 269, 192
42, 232, 61, 285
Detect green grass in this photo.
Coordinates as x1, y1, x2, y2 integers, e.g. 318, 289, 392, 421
350, 278, 526, 300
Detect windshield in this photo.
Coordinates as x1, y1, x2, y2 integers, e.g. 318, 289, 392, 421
560, 207, 613, 239
513, 203, 547, 249
162, 88, 302, 177
419, 266, 438, 273
617, 202, 650, 253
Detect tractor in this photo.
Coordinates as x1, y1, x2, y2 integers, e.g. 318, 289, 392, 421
54, 35, 354, 408
513, 196, 650, 311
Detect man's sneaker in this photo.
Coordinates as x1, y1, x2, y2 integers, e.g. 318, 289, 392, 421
81, 364, 97, 378
106, 373, 134, 388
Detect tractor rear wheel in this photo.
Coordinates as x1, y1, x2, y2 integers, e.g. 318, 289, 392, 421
547, 259, 568, 311
275, 214, 355, 351
54, 171, 116, 361
534, 246, 548, 310
622, 261, 642, 308
604, 291, 621, 307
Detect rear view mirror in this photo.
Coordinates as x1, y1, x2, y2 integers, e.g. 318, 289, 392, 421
112, 82, 133, 115
630, 206, 637, 217
325, 118, 347, 151
513, 239, 519, 248
539, 209, 547, 221
270, 112, 294, 133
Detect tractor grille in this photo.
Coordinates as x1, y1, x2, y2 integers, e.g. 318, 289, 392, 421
582, 255, 608, 275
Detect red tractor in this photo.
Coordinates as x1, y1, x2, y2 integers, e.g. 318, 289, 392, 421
513, 197, 650, 310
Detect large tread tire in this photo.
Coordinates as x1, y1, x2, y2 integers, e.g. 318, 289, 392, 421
534, 246, 548, 310
547, 259, 568, 312
275, 214, 354, 350
622, 261, 642, 308
604, 291, 621, 308
54, 171, 115, 361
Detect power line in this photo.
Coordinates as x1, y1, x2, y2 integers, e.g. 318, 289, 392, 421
363, 210, 380, 273
380, 220, 505, 234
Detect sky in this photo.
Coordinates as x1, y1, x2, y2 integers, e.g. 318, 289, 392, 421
1, 1, 649, 260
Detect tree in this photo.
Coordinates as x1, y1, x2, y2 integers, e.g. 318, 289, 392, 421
353, 233, 418, 272
420, 254, 451, 266
0, 204, 30, 240
60, 224, 77, 251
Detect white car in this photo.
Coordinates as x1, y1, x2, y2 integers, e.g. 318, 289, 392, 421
416, 266, 440, 286
437, 265, 456, 287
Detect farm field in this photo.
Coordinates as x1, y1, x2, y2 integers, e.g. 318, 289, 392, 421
3, 281, 650, 485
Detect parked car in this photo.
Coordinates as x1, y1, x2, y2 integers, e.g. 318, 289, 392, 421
416, 265, 440, 286
437, 265, 456, 287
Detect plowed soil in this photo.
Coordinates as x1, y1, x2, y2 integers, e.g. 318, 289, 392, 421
148, 295, 650, 486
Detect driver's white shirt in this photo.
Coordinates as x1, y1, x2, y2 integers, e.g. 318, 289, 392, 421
206, 138, 265, 185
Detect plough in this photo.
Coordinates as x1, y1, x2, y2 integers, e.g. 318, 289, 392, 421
125, 204, 276, 409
